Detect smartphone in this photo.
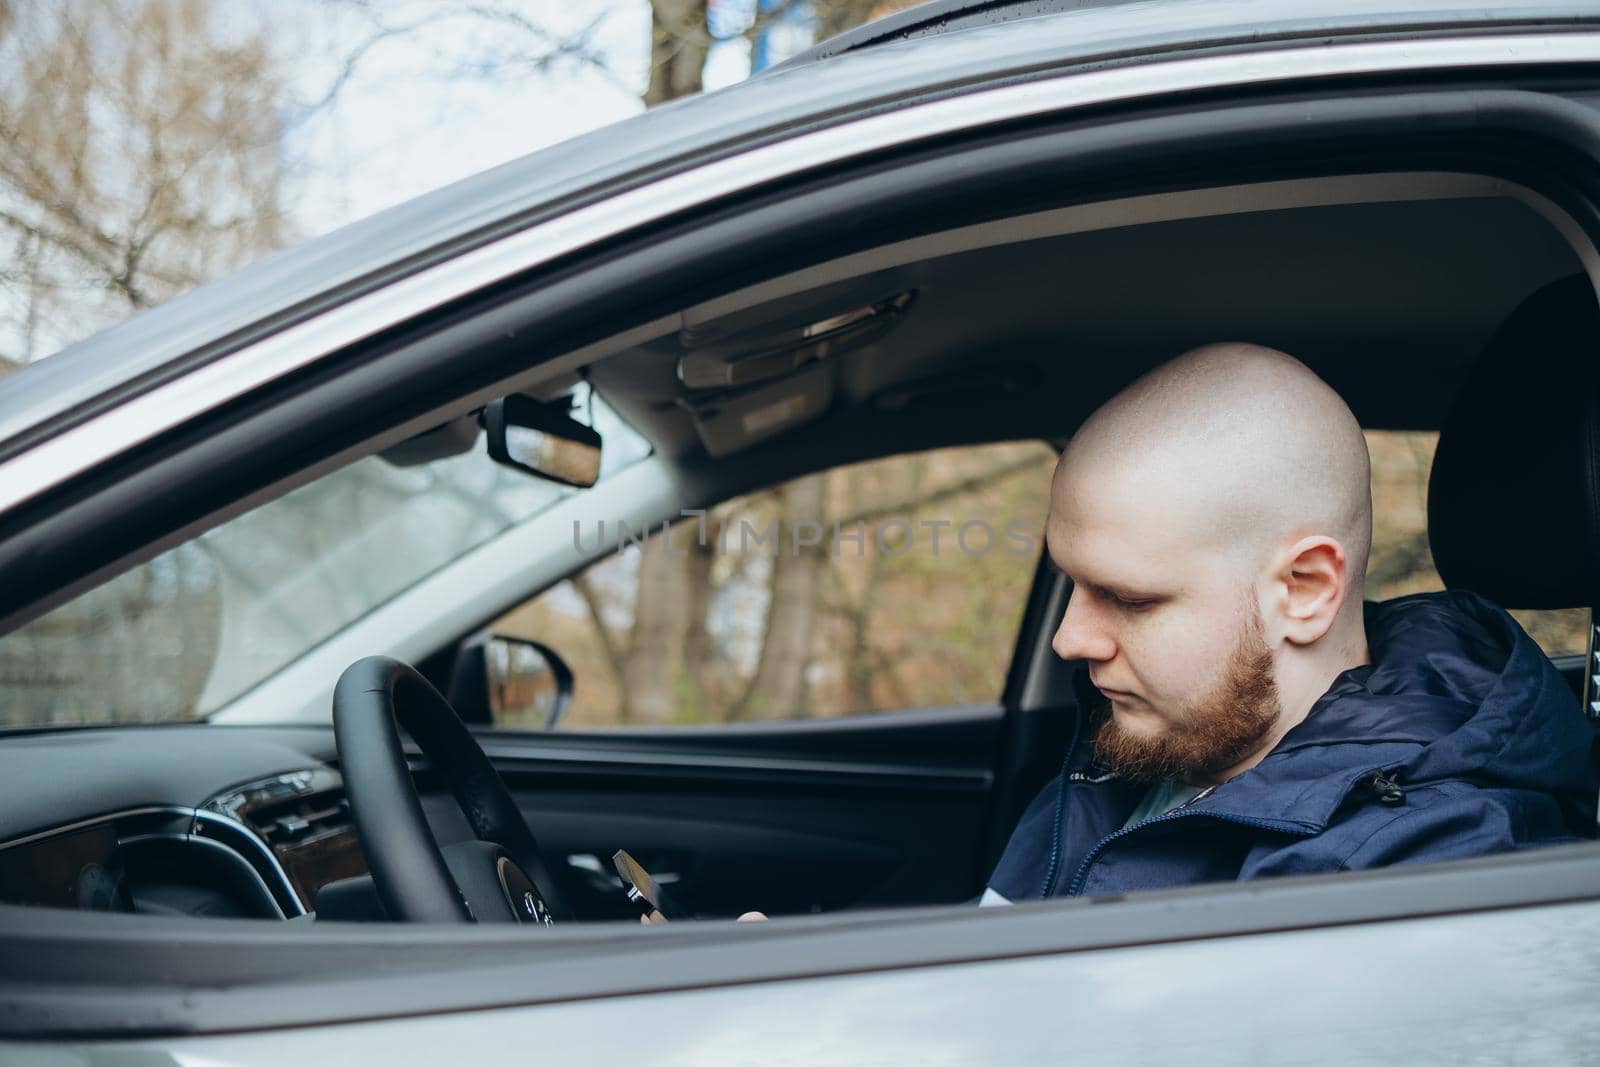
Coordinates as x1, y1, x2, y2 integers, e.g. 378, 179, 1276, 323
612, 848, 685, 921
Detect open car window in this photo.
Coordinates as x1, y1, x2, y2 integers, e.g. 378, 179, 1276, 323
0, 399, 649, 729
490, 441, 1059, 729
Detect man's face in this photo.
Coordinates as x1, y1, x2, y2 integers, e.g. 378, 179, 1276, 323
1047, 459, 1283, 783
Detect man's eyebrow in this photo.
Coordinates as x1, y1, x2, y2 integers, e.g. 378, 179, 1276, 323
1064, 570, 1164, 601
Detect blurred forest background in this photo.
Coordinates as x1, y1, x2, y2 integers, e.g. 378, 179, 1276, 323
0, 0, 1585, 728
496, 441, 1060, 728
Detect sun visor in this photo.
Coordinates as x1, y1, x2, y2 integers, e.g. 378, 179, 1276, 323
687, 361, 834, 458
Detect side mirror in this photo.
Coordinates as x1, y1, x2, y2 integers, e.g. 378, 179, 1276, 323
448, 633, 574, 730
483, 394, 602, 488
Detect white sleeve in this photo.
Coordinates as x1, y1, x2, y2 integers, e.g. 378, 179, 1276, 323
978, 887, 1013, 907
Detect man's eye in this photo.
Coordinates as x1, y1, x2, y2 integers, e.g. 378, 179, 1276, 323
1112, 594, 1157, 611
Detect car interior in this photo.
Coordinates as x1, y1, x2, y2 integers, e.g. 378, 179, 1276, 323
0, 167, 1597, 935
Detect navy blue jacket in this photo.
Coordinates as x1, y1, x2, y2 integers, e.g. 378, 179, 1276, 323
987, 591, 1598, 900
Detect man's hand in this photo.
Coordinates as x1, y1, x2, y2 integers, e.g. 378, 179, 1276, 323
640, 910, 767, 925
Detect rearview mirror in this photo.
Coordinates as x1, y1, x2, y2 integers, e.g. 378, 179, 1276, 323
484, 394, 602, 488
448, 634, 574, 730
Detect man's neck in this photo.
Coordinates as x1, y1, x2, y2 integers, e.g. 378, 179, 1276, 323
1209, 628, 1372, 785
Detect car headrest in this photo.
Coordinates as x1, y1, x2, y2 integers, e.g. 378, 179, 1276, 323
1428, 273, 1600, 609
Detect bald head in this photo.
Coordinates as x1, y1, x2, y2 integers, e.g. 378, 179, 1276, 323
1057, 343, 1371, 590
1049, 343, 1374, 780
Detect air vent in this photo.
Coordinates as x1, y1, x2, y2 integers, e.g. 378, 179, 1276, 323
202, 767, 352, 849
252, 791, 352, 848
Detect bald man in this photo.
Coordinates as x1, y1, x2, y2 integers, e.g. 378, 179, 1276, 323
981, 343, 1596, 903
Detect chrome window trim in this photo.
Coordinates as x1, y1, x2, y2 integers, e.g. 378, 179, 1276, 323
2, 32, 1599, 518
191, 809, 306, 917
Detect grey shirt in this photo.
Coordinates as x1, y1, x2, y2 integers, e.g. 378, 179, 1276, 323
1122, 780, 1208, 828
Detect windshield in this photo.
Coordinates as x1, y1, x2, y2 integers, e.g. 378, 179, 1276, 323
0, 398, 648, 729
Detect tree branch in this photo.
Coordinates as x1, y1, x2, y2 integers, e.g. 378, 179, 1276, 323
829, 454, 1051, 530
571, 571, 629, 688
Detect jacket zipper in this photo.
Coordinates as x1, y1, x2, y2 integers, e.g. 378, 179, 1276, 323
1061, 763, 1403, 897
1036, 708, 1085, 898
1063, 807, 1316, 897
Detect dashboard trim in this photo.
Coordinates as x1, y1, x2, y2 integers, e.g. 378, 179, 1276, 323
0, 806, 189, 854
0, 804, 305, 918
164, 832, 294, 920
191, 810, 306, 918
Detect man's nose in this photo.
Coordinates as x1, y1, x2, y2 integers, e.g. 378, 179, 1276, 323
1052, 588, 1116, 662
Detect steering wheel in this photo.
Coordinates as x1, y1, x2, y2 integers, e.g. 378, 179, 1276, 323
332, 656, 570, 924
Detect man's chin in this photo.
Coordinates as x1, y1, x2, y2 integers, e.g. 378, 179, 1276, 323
1107, 698, 1162, 732
1093, 708, 1177, 782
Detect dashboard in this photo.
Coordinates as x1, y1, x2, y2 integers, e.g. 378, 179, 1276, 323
204, 766, 366, 913
0, 726, 368, 919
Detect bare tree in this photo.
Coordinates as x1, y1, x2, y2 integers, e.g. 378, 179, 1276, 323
645, 0, 710, 105
0, 0, 291, 365
736, 473, 827, 719
619, 521, 697, 724
301, 0, 634, 117
305, 1, 923, 119
812, 0, 909, 41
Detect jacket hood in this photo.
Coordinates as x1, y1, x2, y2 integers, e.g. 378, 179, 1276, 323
1193, 590, 1596, 834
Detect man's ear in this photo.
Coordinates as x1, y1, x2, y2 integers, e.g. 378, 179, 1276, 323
1273, 536, 1349, 646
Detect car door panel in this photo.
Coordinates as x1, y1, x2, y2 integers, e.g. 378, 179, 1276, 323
418, 706, 1004, 918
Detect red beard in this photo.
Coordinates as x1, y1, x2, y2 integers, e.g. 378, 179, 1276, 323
1092, 606, 1281, 785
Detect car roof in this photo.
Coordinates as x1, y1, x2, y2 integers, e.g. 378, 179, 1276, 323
1, 0, 1595, 459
